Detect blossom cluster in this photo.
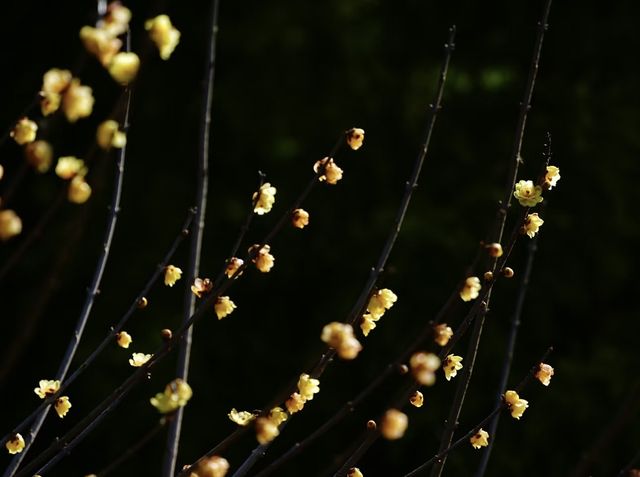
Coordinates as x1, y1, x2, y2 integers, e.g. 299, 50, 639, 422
150, 379, 193, 414
321, 322, 362, 360
360, 288, 398, 337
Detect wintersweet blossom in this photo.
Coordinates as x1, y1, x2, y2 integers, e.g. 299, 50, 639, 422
409, 391, 424, 408
535, 363, 555, 386
214, 296, 237, 320
269, 407, 288, 426
108, 52, 140, 85
97, 120, 127, 150
228, 408, 257, 426
360, 314, 376, 337
522, 213, 544, 238
5, 434, 25, 455
40, 91, 61, 116
513, 180, 543, 207
10, 118, 38, 145
145, 15, 181, 60
54, 396, 72, 418
470, 429, 489, 449
102, 2, 132, 36
55, 156, 86, 179
410, 352, 441, 386
80, 26, 122, 66
34, 379, 60, 398
194, 455, 230, 477
253, 182, 277, 215
321, 322, 362, 359
116, 331, 132, 348
42, 68, 72, 94
443, 354, 463, 381
0, 210, 22, 241
191, 277, 213, 297
313, 157, 343, 184
285, 392, 305, 414
164, 265, 182, 286
291, 208, 310, 229
504, 390, 529, 419
68, 177, 92, 204
433, 323, 453, 347
367, 288, 398, 319
224, 257, 244, 278
380, 409, 408, 440
255, 417, 279, 444
297, 374, 320, 401
460, 276, 481, 302
485, 242, 503, 258
544, 165, 561, 190
129, 353, 152, 367
346, 128, 365, 150
62, 79, 94, 122
249, 244, 275, 272
25, 140, 53, 172
151, 379, 193, 414
347, 468, 364, 477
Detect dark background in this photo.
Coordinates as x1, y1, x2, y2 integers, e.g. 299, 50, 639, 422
1, 1, 639, 476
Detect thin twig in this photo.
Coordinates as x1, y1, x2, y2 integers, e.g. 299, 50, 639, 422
162, 1, 221, 475
429, 3, 552, 476
0, 208, 195, 448
3, 82, 133, 477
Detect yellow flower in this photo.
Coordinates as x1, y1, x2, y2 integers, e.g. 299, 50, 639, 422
366, 288, 398, 319
522, 213, 544, 238
24, 140, 53, 172
346, 128, 365, 150
129, 352, 152, 367
0, 210, 23, 242
321, 322, 362, 359
40, 91, 61, 116
191, 277, 213, 297
313, 157, 343, 185
252, 182, 277, 215
380, 409, 408, 440
433, 323, 453, 347
224, 257, 244, 278
151, 379, 193, 414
145, 15, 181, 60
5, 434, 25, 455
249, 244, 275, 273
255, 416, 279, 444
485, 242, 503, 258
54, 396, 72, 418
297, 373, 320, 401
513, 180, 543, 207
228, 408, 257, 426
409, 352, 440, 386
409, 391, 424, 408
164, 265, 182, 286
214, 296, 237, 320
443, 354, 463, 381
62, 79, 95, 122
10, 118, 37, 145
55, 156, 86, 179
116, 331, 132, 348
504, 390, 529, 420
470, 428, 489, 449
42, 68, 72, 94
460, 276, 481, 302
269, 407, 288, 426
194, 455, 230, 477
291, 208, 310, 229
34, 379, 60, 399
97, 120, 127, 150
544, 165, 561, 190
535, 363, 555, 386
68, 176, 92, 204
80, 26, 122, 66
347, 468, 364, 477
285, 392, 305, 414
360, 314, 376, 337
102, 3, 132, 37
109, 52, 140, 85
